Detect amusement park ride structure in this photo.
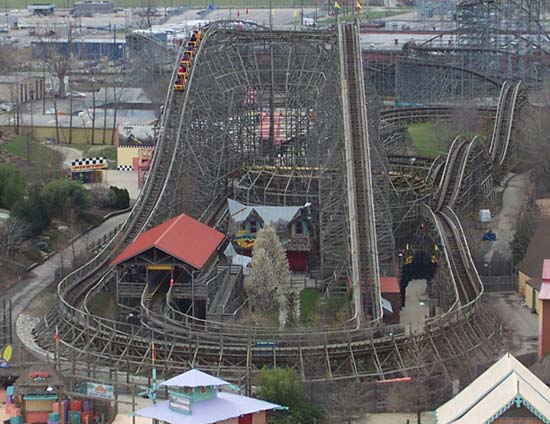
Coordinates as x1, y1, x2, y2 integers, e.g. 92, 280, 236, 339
11, 0, 540, 400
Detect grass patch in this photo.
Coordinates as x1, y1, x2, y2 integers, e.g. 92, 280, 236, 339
408, 122, 449, 158
87, 292, 118, 320
1, 135, 64, 184
88, 145, 117, 161
300, 288, 320, 326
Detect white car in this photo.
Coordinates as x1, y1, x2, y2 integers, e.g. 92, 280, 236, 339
0, 103, 14, 112
67, 91, 86, 98
45, 108, 56, 115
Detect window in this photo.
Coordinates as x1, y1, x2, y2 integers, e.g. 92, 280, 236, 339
249, 221, 257, 233
295, 222, 303, 235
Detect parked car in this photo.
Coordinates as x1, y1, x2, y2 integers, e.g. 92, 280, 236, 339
0, 103, 14, 112
67, 91, 86, 98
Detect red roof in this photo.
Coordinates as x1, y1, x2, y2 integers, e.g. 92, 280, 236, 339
111, 214, 225, 269
380, 277, 400, 294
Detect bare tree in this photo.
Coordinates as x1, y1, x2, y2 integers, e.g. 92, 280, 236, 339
0, 218, 31, 257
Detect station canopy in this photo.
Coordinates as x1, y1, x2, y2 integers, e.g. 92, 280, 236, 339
111, 214, 225, 270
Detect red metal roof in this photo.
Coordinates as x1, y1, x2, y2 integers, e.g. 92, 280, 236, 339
380, 277, 400, 294
111, 214, 225, 269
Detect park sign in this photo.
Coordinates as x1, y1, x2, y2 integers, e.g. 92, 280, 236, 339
169, 392, 192, 415
86, 382, 115, 400
70, 157, 108, 172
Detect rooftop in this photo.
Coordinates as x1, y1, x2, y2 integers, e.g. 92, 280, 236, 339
135, 391, 279, 424
518, 217, 550, 279
228, 198, 309, 226
0, 74, 42, 84
111, 213, 225, 269
161, 369, 229, 388
434, 352, 550, 424
380, 276, 400, 294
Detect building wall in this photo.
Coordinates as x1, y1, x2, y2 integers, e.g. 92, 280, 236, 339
32, 40, 126, 61
0, 125, 116, 146
73, 1, 114, 16
117, 145, 153, 168
519, 271, 530, 296
0, 77, 45, 103
525, 284, 542, 315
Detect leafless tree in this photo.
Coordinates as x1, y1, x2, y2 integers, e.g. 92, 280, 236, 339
41, 26, 73, 99
0, 218, 31, 257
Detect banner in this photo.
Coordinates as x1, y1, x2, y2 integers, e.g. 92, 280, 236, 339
86, 382, 115, 400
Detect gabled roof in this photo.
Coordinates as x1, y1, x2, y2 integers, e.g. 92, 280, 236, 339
518, 217, 550, 279
160, 369, 229, 388
111, 214, 224, 269
434, 353, 550, 424
228, 198, 309, 226
135, 392, 280, 424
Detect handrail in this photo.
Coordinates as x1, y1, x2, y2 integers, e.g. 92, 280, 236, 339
421, 205, 460, 320
498, 81, 523, 166
447, 136, 480, 209
489, 81, 511, 161
442, 206, 484, 303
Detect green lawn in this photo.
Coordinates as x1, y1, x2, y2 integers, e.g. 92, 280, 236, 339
1, 135, 64, 184
1, 135, 61, 163
300, 288, 320, 326
87, 292, 118, 320
408, 122, 449, 158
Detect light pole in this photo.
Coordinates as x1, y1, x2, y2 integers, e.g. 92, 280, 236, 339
269, 0, 272, 29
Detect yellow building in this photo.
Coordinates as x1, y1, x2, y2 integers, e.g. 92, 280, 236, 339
525, 278, 542, 314
116, 145, 153, 170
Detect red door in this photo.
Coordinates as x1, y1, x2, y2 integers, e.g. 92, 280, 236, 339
287, 251, 308, 272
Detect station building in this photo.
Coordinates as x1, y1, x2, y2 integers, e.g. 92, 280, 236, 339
0, 74, 45, 104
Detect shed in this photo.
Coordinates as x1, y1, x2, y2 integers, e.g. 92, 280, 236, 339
380, 276, 400, 324
111, 214, 225, 319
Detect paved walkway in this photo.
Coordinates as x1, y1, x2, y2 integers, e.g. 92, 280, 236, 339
9, 212, 129, 365
400, 279, 430, 334
480, 172, 530, 265
486, 291, 538, 355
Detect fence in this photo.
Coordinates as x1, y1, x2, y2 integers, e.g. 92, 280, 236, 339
481, 275, 517, 292
86, 226, 121, 256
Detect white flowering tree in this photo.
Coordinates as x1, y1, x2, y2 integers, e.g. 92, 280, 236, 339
245, 225, 290, 312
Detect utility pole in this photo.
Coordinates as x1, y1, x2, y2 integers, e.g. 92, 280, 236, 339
269, 0, 273, 29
